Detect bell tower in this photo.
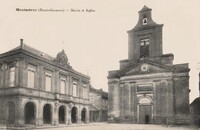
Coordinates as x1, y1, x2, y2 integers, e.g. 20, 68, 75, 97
127, 5, 164, 64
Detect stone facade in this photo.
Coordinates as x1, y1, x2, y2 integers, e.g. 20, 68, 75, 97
190, 72, 200, 127
0, 40, 90, 127
89, 86, 108, 122
108, 6, 190, 125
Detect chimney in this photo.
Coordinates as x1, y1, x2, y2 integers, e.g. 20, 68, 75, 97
20, 38, 24, 49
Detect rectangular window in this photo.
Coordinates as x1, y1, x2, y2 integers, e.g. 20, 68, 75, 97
45, 75, 52, 92
60, 79, 66, 94
9, 67, 15, 87
27, 70, 35, 88
140, 38, 149, 58
27, 65, 36, 88
83, 85, 87, 98
102, 100, 106, 106
73, 82, 77, 97
137, 84, 153, 92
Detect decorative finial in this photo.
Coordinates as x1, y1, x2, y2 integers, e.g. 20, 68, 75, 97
62, 41, 65, 50
20, 38, 24, 49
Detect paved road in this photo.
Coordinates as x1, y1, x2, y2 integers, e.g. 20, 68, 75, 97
33, 123, 198, 130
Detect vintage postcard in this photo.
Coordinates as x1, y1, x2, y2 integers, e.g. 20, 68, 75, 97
0, 0, 199, 130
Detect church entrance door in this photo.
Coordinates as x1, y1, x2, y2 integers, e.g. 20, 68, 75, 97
139, 105, 152, 124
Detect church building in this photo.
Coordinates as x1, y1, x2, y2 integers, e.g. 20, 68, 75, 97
108, 6, 190, 125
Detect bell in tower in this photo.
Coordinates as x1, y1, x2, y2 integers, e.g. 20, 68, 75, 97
127, 5, 164, 64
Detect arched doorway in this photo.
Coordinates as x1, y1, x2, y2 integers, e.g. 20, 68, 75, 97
7, 101, 15, 124
71, 107, 78, 123
59, 106, 65, 124
138, 97, 153, 124
43, 104, 52, 124
81, 108, 87, 123
24, 102, 36, 124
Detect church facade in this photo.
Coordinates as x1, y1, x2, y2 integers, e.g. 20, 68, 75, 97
0, 39, 90, 127
108, 6, 190, 125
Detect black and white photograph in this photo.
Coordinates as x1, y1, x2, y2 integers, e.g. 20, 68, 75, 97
0, 0, 200, 130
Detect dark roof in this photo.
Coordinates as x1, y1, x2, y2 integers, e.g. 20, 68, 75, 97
139, 5, 152, 12
190, 97, 200, 106
90, 104, 100, 111
1, 42, 90, 80
127, 5, 163, 32
90, 86, 108, 98
9, 44, 54, 61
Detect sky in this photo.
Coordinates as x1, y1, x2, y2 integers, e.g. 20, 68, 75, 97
0, 0, 200, 103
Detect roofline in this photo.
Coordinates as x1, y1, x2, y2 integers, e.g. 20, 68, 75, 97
190, 97, 200, 106
127, 24, 164, 33
0, 49, 90, 80
139, 5, 152, 12
90, 86, 108, 97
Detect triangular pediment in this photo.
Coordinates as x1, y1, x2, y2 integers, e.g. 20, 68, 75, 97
122, 61, 172, 76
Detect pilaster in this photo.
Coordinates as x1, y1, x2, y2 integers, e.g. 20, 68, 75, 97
37, 100, 43, 125
38, 65, 44, 91
0, 63, 4, 88
86, 107, 90, 123
54, 69, 60, 94
108, 78, 120, 118
130, 82, 136, 118
77, 107, 81, 123
15, 98, 24, 125
67, 104, 72, 124
18, 60, 25, 86
14, 61, 19, 87
119, 83, 125, 117
53, 101, 59, 126
124, 83, 131, 116
65, 105, 68, 125
69, 76, 72, 96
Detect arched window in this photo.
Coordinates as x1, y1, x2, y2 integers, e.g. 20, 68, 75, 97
59, 106, 65, 124
43, 104, 52, 124
25, 102, 36, 124
81, 108, 87, 123
71, 107, 78, 123
139, 97, 152, 104
142, 17, 147, 25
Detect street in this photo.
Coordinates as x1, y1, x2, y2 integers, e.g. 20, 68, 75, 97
32, 123, 198, 130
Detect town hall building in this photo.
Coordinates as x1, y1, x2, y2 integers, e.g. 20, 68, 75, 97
0, 39, 90, 127
108, 6, 190, 125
